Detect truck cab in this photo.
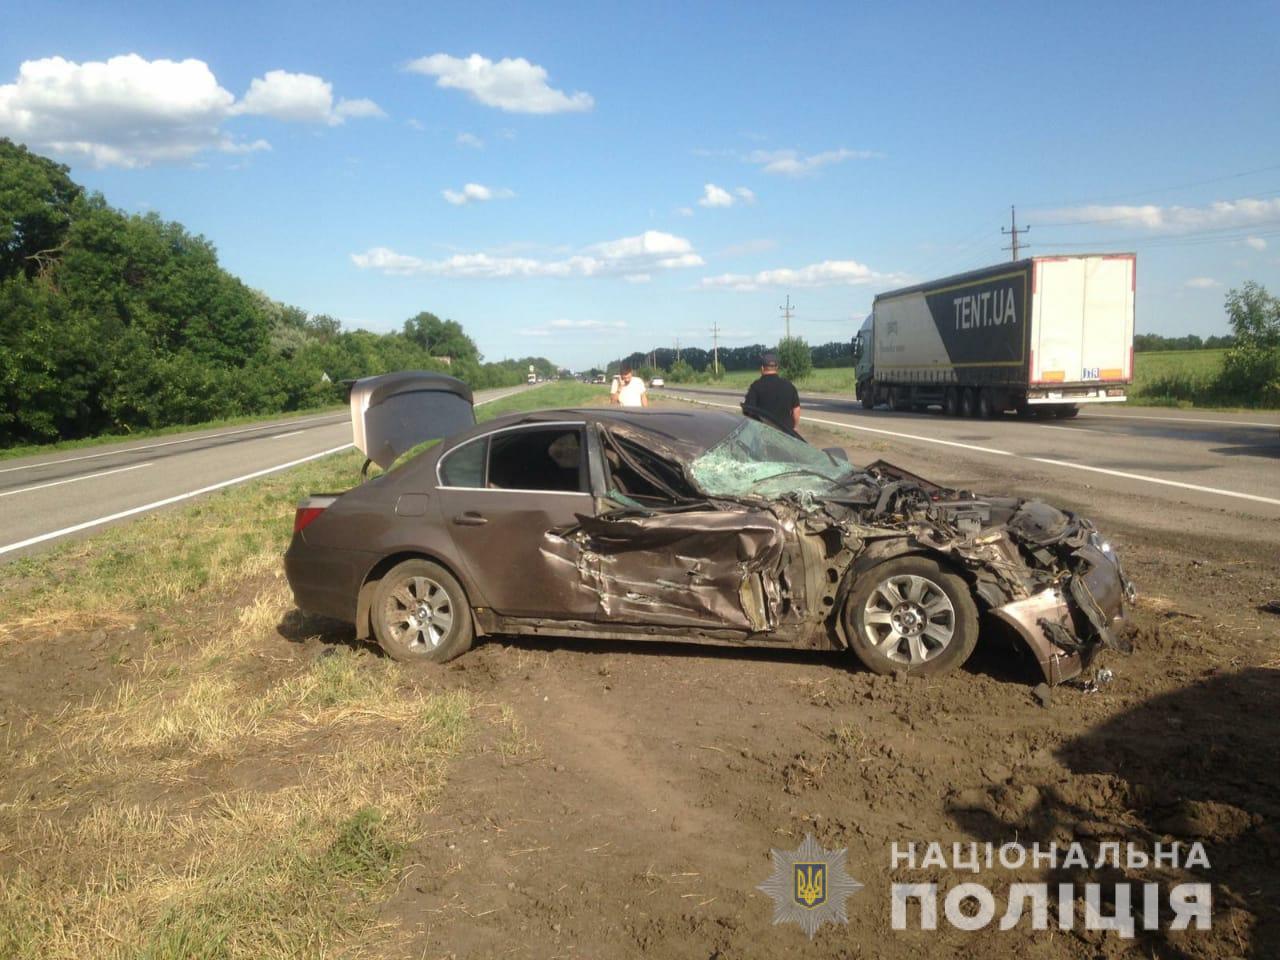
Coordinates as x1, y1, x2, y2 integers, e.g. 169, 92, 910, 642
852, 315, 874, 408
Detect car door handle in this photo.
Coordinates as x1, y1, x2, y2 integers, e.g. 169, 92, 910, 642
452, 512, 488, 526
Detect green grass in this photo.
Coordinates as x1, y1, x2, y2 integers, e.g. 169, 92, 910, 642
663, 367, 859, 394
0, 404, 347, 463
1130, 348, 1227, 405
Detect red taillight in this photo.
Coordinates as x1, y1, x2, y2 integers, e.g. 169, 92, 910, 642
294, 506, 326, 533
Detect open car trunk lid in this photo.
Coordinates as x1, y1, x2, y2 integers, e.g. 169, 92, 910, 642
349, 370, 475, 471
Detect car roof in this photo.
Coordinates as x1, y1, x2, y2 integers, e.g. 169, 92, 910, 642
453, 407, 743, 460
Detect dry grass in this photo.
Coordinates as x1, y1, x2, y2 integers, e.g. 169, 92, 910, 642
0, 450, 472, 960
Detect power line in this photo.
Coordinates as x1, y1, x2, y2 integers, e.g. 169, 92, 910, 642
1001, 205, 1030, 261
779, 295, 794, 339
1035, 162, 1280, 209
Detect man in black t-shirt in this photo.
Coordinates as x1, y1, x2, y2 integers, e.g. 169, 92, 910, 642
742, 352, 801, 436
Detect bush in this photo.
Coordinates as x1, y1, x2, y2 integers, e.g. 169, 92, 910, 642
1214, 282, 1280, 406
776, 336, 813, 381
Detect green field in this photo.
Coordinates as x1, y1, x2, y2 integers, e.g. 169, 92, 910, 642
659, 351, 1232, 407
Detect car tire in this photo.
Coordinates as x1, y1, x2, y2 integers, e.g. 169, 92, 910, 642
371, 559, 474, 663
960, 388, 977, 418
859, 382, 874, 410
843, 556, 978, 677
886, 388, 902, 412
943, 388, 960, 417
977, 389, 997, 419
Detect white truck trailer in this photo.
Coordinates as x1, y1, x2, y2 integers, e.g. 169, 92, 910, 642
852, 254, 1135, 417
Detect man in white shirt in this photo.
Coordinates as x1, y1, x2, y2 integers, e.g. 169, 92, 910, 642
610, 365, 649, 407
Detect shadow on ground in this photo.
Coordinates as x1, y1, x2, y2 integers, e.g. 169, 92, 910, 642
950, 666, 1280, 957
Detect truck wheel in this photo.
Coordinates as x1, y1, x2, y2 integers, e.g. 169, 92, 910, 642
859, 382, 874, 410
944, 388, 960, 416
843, 556, 979, 677
960, 388, 977, 418
977, 389, 997, 419
887, 388, 903, 412
371, 559, 474, 663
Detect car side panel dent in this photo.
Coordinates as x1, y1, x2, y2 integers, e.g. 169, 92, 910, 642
546, 509, 789, 631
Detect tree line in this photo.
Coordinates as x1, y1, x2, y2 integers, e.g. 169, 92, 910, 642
0, 139, 551, 448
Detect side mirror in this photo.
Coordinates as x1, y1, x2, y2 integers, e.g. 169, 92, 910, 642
823, 446, 849, 464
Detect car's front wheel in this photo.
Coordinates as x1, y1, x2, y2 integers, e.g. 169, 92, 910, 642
843, 556, 978, 676
371, 559, 474, 662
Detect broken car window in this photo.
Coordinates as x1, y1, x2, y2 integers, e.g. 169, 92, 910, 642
487, 427, 587, 493
690, 419, 856, 497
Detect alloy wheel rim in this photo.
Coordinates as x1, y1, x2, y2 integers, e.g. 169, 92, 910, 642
861, 574, 956, 665
386, 575, 454, 649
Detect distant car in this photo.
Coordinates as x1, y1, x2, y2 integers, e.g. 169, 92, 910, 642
592, 375, 607, 384
650, 377, 665, 387
285, 372, 1132, 684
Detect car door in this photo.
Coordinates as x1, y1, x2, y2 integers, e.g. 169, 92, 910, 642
434, 422, 601, 620
578, 425, 792, 633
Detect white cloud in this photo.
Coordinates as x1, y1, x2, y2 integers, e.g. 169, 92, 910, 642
1184, 276, 1220, 289
352, 230, 703, 279
456, 131, 484, 148
1245, 236, 1268, 251
406, 53, 593, 114
675, 206, 694, 217
333, 97, 385, 121
405, 117, 425, 131
698, 183, 734, 208
696, 183, 757, 209
441, 182, 515, 205
701, 259, 896, 291
236, 70, 384, 125
747, 147, 877, 176
0, 54, 378, 167
0, 54, 246, 166
1039, 197, 1280, 233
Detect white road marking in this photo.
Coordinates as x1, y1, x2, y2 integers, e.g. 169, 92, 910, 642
271, 430, 305, 439
671, 393, 1280, 508
0, 444, 353, 556
1084, 411, 1280, 429
0, 462, 152, 499
0, 412, 346, 474
0, 384, 531, 479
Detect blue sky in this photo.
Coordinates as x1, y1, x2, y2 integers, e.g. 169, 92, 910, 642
3, 0, 1278, 369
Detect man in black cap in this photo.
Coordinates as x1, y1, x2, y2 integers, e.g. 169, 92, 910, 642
742, 351, 801, 436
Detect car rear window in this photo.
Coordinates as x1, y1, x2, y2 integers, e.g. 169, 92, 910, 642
439, 438, 487, 487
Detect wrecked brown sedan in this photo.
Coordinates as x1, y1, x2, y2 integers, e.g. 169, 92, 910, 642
284, 372, 1133, 684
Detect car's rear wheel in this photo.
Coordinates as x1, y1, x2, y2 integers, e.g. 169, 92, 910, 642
843, 556, 978, 677
371, 559, 474, 662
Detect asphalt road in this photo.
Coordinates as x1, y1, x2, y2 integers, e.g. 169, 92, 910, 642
0, 384, 534, 562
656, 385, 1280, 521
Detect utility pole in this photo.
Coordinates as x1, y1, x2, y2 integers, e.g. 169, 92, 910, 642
710, 322, 721, 375
675, 338, 681, 364
780, 295, 795, 340
1001, 205, 1030, 262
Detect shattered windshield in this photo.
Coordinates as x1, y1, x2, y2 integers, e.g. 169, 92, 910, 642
689, 419, 856, 497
